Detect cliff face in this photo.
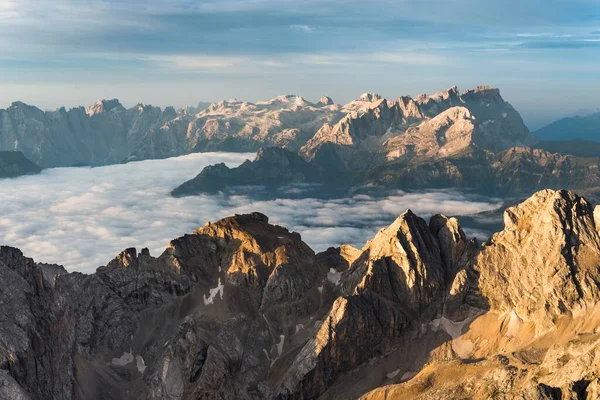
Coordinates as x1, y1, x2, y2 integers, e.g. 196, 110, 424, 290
0, 151, 41, 178
2, 191, 600, 399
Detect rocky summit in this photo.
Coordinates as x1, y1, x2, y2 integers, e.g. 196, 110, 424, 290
2, 189, 600, 399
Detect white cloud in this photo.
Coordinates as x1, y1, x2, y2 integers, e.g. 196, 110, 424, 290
515, 32, 574, 38
0, 152, 502, 273
371, 52, 448, 65
290, 24, 313, 33
300, 51, 448, 66
146, 55, 248, 70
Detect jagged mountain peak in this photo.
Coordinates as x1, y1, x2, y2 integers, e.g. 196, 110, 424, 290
318, 96, 334, 106
86, 98, 125, 116
358, 92, 384, 102
9, 100, 33, 109
431, 105, 474, 121
263, 94, 310, 106
415, 85, 460, 104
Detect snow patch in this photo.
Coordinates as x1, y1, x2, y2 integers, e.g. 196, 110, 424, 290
401, 371, 416, 381
203, 278, 224, 305
110, 351, 134, 366
430, 316, 474, 358
502, 112, 508, 118
327, 268, 342, 285
318, 285, 323, 294
135, 355, 147, 374
505, 311, 523, 337
386, 369, 401, 379
276, 335, 285, 356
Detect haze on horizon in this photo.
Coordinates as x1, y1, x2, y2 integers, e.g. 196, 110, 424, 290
1, 0, 599, 129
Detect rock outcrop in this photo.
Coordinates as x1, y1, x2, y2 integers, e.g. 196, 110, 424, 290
0, 151, 41, 178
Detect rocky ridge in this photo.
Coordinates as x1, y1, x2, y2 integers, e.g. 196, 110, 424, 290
2, 189, 600, 399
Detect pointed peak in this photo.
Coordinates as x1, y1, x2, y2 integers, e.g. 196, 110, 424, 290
502, 189, 590, 231
358, 93, 383, 102
9, 101, 31, 109
318, 96, 334, 106
86, 99, 125, 116
263, 94, 307, 104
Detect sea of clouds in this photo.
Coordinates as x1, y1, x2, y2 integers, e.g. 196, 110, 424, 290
0, 152, 504, 273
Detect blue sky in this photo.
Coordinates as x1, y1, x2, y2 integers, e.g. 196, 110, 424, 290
1, 0, 599, 129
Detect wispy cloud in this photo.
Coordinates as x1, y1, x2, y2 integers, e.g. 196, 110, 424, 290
516, 33, 574, 38
290, 24, 313, 33
300, 51, 448, 66
146, 55, 248, 70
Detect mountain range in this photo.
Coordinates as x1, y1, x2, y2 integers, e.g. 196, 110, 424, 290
0, 95, 342, 168
170, 86, 600, 197
2, 189, 600, 399
535, 111, 600, 142
3, 85, 600, 197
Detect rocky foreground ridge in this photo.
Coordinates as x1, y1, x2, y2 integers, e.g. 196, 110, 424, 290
2, 189, 600, 399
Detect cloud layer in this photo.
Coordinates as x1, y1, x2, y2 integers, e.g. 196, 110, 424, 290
0, 153, 503, 273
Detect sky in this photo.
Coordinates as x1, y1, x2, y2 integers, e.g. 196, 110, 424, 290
0, 0, 599, 129
0, 152, 501, 272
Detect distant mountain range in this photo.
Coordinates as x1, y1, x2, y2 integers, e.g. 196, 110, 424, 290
0, 96, 342, 168
3, 86, 600, 197
171, 86, 600, 197
535, 111, 600, 142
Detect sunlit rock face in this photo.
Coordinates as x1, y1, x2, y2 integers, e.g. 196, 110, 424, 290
3, 190, 600, 399
301, 86, 536, 169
